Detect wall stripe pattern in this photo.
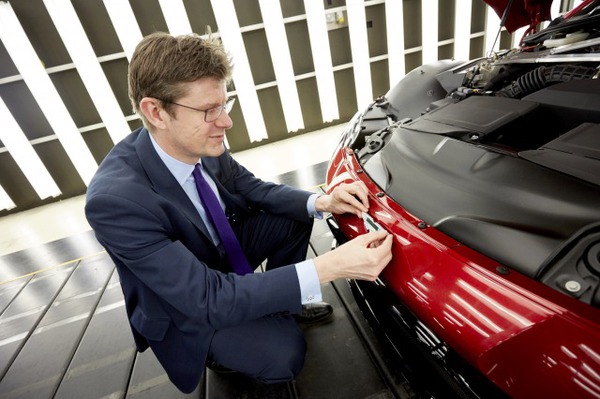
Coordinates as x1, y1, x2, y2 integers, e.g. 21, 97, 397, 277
0, 0, 527, 213
44, 0, 130, 145
158, 0, 193, 35
0, 1, 99, 189
259, 0, 304, 133
102, 0, 143, 62
213, 0, 268, 142
303, 0, 339, 123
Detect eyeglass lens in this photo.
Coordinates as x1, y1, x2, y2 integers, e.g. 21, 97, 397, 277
205, 98, 235, 122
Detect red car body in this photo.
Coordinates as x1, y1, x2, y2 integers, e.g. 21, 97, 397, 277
326, 1, 600, 397
327, 148, 600, 398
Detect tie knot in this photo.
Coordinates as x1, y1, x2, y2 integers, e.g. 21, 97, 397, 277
192, 163, 203, 180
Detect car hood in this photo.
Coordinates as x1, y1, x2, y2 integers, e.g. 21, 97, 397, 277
484, 0, 554, 32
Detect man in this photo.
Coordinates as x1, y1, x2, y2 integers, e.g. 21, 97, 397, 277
85, 32, 392, 393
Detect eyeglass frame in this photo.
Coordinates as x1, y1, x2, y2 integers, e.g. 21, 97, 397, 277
159, 97, 236, 123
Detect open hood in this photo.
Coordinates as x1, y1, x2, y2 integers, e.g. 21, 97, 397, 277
485, 0, 600, 46
484, 0, 554, 33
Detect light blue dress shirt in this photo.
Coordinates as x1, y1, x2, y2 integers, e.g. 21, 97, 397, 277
149, 135, 322, 304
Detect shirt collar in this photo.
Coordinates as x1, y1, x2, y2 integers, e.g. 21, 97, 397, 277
148, 132, 200, 186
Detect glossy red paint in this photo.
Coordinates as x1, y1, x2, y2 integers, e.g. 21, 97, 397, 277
326, 147, 600, 399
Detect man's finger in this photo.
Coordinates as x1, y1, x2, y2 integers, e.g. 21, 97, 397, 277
351, 182, 369, 209
336, 189, 368, 213
360, 230, 389, 246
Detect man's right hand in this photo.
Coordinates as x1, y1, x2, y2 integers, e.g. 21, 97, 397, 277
313, 231, 393, 284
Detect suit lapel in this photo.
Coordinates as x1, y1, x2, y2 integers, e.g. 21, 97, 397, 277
203, 153, 247, 213
134, 128, 214, 242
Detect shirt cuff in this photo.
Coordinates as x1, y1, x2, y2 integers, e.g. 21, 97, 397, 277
295, 259, 323, 304
307, 193, 324, 220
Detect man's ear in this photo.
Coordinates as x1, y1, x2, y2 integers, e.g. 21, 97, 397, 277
140, 97, 169, 129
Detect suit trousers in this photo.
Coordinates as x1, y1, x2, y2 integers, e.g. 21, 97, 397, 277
206, 211, 314, 382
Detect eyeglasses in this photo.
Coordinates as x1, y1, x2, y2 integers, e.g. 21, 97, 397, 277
162, 97, 236, 123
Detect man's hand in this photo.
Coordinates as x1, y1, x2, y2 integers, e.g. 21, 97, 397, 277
313, 231, 393, 284
315, 181, 369, 218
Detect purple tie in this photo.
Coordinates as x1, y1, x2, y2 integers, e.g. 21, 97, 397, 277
192, 163, 254, 275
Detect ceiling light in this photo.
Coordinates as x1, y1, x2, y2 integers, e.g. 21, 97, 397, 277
0, 1, 98, 185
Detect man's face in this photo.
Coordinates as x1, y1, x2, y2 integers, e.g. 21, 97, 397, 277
158, 77, 232, 164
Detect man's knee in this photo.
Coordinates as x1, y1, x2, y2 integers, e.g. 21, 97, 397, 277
208, 316, 307, 383
255, 332, 306, 383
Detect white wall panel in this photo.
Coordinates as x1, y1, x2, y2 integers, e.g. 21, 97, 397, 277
44, 0, 129, 144
0, 184, 16, 212
0, 97, 61, 200
484, 4, 502, 55
421, 0, 439, 64
304, 0, 339, 122
454, 0, 472, 61
347, 0, 373, 107
103, 0, 143, 62
211, 0, 268, 142
0, 1, 98, 186
158, 0, 193, 36
385, 0, 406, 87
259, 0, 304, 132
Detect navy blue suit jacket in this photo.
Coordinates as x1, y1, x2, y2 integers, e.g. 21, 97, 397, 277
85, 128, 313, 392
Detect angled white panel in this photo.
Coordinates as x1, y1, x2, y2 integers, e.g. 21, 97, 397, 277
421, 0, 439, 64
211, 0, 268, 142
158, 0, 193, 35
304, 0, 339, 122
544, 0, 562, 28
0, 97, 61, 200
484, 4, 501, 54
454, 0, 472, 61
385, 0, 406, 87
512, 26, 528, 48
0, 2, 98, 186
44, 0, 129, 144
0, 184, 16, 211
259, 0, 304, 132
346, 0, 373, 107
103, 0, 143, 62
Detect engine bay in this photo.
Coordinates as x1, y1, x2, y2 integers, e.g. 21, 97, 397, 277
340, 5, 600, 307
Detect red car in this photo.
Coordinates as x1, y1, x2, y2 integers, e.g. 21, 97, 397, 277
326, 1, 600, 398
